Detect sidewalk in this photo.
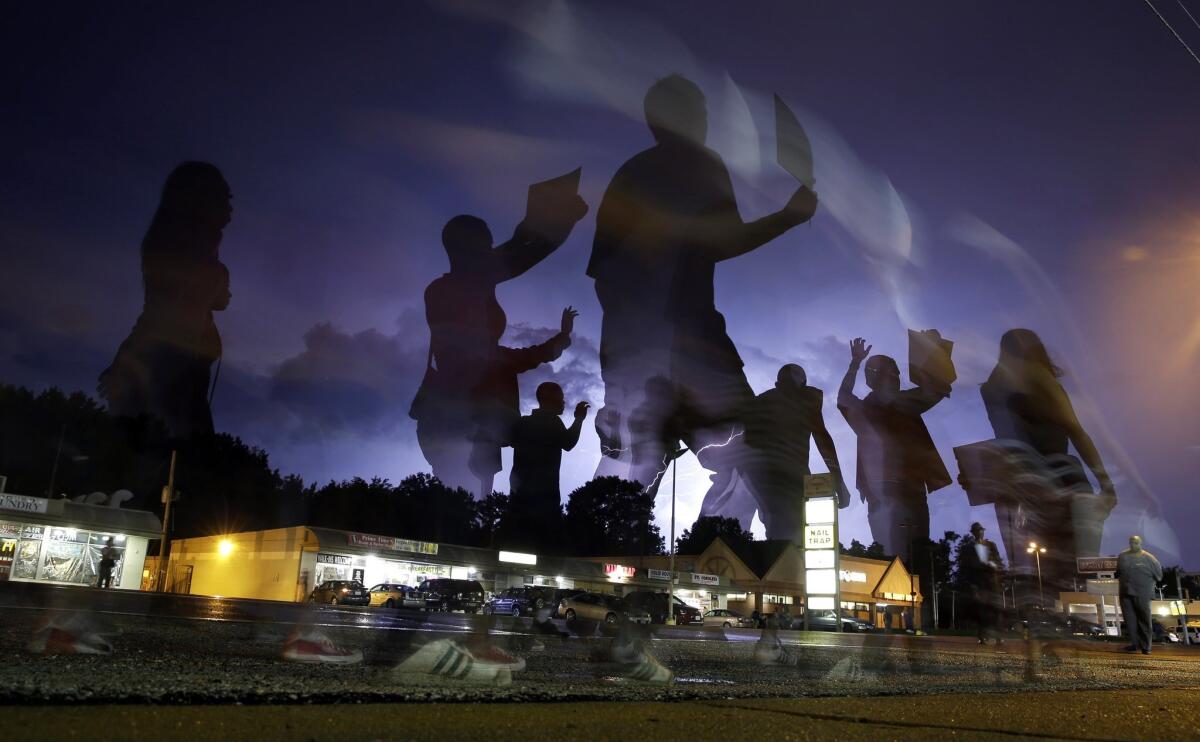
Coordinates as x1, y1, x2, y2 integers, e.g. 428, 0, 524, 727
8, 687, 1199, 741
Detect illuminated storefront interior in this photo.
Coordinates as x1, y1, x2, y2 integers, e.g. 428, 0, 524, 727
0, 491, 160, 591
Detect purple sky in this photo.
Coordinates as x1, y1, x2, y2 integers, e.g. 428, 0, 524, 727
2, 1, 1199, 565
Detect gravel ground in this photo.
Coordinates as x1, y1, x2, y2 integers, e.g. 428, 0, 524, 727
3, 607, 1196, 705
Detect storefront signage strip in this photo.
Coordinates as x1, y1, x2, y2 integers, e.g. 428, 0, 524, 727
690, 573, 719, 586
0, 494, 48, 514
648, 569, 674, 581
347, 533, 438, 555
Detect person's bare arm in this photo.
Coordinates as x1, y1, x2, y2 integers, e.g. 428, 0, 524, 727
838, 338, 871, 411
1049, 380, 1115, 496
812, 413, 849, 508
563, 401, 589, 452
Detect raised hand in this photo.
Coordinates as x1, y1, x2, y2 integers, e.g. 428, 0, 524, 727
560, 306, 579, 335
574, 400, 590, 420
850, 337, 872, 363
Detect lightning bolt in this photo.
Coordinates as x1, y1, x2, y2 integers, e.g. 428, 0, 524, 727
600, 444, 630, 457
643, 429, 744, 494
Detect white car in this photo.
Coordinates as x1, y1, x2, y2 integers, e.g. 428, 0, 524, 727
701, 608, 756, 628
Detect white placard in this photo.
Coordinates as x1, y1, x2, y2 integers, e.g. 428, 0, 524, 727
807, 568, 837, 595
805, 498, 836, 525
807, 549, 835, 569
808, 596, 835, 610
805, 525, 835, 549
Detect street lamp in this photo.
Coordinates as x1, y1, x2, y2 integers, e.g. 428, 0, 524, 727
1026, 542, 1047, 608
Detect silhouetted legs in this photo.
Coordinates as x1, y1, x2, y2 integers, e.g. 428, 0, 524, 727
866, 483, 932, 632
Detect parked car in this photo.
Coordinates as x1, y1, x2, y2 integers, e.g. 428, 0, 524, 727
416, 578, 485, 613
308, 580, 370, 606
485, 587, 537, 616
701, 608, 756, 628
558, 592, 651, 625
368, 583, 422, 609
1153, 621, 1181, 644
1007, 605, 1072, 638
804, 609, 873, 633
623, 591, 703, 625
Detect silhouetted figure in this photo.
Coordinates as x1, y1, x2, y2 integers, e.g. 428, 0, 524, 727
99, 162, 232, 440
980, 329, 1116, 594
97, 537, 118, 589
587, 75, 818, 526
503, 382, 589, 550
961, 522, 1004, 645
1116, 535, 1161, 655
410, 196, 587, 498
741, 364, 848, 541
838, 336, 951, 633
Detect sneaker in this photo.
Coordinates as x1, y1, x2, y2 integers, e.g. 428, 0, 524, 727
465, 642, 526, 672
27, 626, 113, 655
609, 639, 642, 664
622, 652, 673, 683
282, 630, 363, 664
753, 641, 799, 666
394, 639, 512, 686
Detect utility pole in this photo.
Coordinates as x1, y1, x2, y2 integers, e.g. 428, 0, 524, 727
45, 424, 66, 498
1176, 569, 1191, 646
157, 450, 177, 592
666, 454, 678, 625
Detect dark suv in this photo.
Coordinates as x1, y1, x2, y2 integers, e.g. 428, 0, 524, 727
623, 591, 703, 625
308, 580, 370, 606
417, 578, 485, 613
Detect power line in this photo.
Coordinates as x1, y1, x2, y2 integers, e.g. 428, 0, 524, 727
1178, 0, 1200, 31
1143, 0, 1200, 67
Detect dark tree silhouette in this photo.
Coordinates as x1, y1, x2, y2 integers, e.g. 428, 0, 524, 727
675, 515, 753, 554
563, 476, 664, 557
841, 539, 889, 559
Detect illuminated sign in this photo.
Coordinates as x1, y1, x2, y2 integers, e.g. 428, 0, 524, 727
691, 573, 719, 586
604, 563, 636, 578
648, 569, 674, 581
804, 525, 834, 549
0, 494, 48, 514
1076, 556, 1119, 573
808, 596, 835, 610
807, 568, 837, 595
499, 551, 537, 566
840, 570, 867, 584
807, 549, 835, 568
316, 553, 353, 566
348, 533, 438, 555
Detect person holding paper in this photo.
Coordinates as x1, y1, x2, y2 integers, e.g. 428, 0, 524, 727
838, 336, 951, 633
980, 328, 1116, 596
586, 74, 817, 524
961, 522, 1004, 644
410, 181, 588, 498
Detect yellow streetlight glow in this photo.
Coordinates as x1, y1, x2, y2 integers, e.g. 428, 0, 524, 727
218, 539, 235, 557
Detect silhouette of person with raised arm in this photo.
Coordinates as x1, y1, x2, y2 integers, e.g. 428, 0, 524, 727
838, 336, 950, 633
99, 162, 232, 440
410, 193, 588, 498
742, 364, 849, 541
587, 74, 818, 526
980, 329, 1116, 595
502, 381, 589, 551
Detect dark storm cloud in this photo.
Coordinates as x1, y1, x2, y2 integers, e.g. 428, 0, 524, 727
504, 323, 603, 412
268, 311, 428, 442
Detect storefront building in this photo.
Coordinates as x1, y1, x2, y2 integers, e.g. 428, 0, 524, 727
599, 538, 923, 627
0, 490, 159, 591
164, 525, 732, 602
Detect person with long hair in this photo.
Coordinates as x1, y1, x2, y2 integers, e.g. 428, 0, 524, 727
99, 162, 232, 440
980, 328, 1116, 595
